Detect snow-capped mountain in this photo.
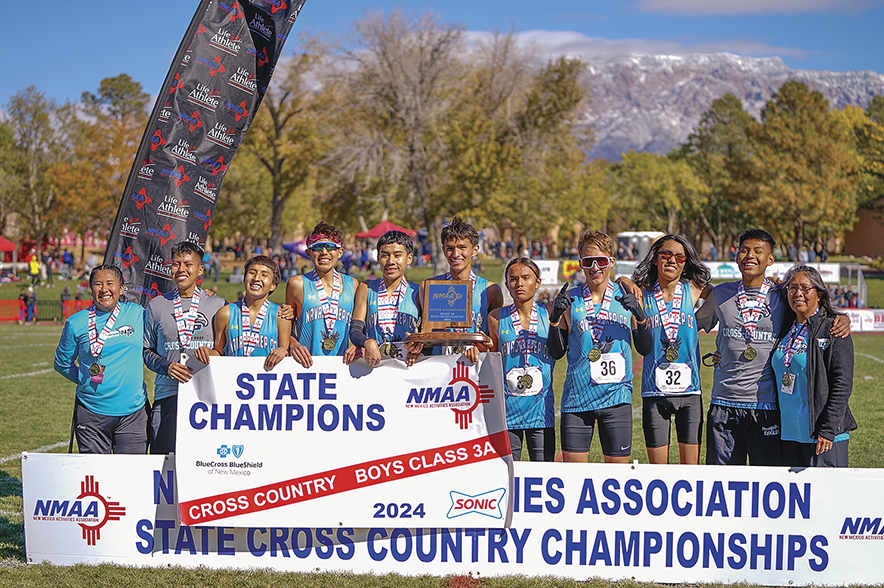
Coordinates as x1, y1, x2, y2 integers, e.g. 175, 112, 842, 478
579, 53, 884, 161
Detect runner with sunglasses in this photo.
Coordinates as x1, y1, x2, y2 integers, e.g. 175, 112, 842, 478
488, 258, 556, 461
345, 230, 420, 367
632, 234, 710, 464
548, 230, 651, 463
287, 222, 358, 367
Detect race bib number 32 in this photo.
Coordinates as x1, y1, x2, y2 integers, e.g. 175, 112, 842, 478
654, 363, 691, 393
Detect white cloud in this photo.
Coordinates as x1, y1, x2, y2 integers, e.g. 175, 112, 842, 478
465, 30, 808, 62
637, 0, 877, 16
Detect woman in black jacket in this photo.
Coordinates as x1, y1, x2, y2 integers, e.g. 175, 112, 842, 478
772, 265, 857, 467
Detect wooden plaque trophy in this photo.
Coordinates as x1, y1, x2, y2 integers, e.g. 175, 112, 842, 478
405, 280, 492, 348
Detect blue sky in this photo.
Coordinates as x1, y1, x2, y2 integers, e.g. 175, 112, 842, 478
2, 0, 883, 108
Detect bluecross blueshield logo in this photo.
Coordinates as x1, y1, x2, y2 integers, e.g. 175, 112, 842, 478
217, 444, 244, 458
447, 488, 506, 519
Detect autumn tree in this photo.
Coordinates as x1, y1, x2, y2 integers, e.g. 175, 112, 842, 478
730, 81, 858, 250
677, 93, 755, 253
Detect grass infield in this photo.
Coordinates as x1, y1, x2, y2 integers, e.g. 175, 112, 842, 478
0, 261, 881, 585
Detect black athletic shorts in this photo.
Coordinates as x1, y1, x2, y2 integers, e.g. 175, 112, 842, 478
561, 404, 632, 456
642, 395, 703, 447
705, 404, 782, 466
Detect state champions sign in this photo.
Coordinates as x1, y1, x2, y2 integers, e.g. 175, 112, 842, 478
176, 355, 514, 528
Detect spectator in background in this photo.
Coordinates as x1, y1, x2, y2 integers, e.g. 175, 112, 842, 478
844, 288, 856, 308
62, 249, 75, 279
709, 244, 718, 261
26, 286, 37, 323
28, 254, 40, 287
17, 288, 27, 324
787, 243, 798, 262
819, 246, 829, 263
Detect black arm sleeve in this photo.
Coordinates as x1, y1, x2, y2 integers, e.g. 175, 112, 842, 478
632, 321, 653, 356
548, 323, 568, 360
349, 319, 368, 347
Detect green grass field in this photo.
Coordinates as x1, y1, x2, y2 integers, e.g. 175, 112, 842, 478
0, 261, 882, 586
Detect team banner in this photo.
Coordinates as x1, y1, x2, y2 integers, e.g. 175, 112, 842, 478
23, 455, 884, 584
105, 0, 308, 305
176, 355, 514, 528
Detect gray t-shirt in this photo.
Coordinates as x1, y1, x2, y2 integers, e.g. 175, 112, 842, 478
144, 289, 227, 401
696, 281, 787, 407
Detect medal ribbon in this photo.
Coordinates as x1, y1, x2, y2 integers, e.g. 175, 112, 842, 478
780, 321, 808, 370
240, 299, 269, 357
653, 280, 683, 347
311, 270, 342, 336
737, 279, 771, 344
173, 288, 201, 351
88, 303, 121, 360
581, 281, 614, 343
377, 278, 408, 338
508, 302, 538, 366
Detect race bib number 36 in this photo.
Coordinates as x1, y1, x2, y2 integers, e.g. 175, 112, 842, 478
654, 363, 691, 393
590, 353, 625, 385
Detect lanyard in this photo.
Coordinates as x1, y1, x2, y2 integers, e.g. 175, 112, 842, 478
88, 303, 120, 360
172, 288, 201, 350
737, 279, 771, 343
240, 298, 269, 357
581, 280, 614, 342
310, 270, 341, 335
377, 278, 408, 336
780, 321, 808, 370
653, 280, 683, 346
508, 302, 538, 366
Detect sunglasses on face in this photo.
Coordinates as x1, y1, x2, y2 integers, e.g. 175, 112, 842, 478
579, 256, 613, 269
658, 250, 686, 264
308, 242, 341, 253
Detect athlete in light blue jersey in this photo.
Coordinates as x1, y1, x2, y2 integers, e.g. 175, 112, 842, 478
347, 231, 421, 367
489, 258, 556, 461
548, 230, 650, 464
415, 216, 502, 363
288, 222, 358, 367
632, 234, 711, 464
54, 265, 148, 454
211, 255, 290, 370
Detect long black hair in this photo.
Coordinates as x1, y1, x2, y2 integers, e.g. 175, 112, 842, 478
632, 234, 710, 291
784, 264, 844, 318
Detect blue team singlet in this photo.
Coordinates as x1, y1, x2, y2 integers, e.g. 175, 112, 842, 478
640, 280, 701, 397
225, 300, 280, 357
561, 281, 633, 412
296, 271, 357, 356
365, 278, 420, 343
499, 303, 555, 430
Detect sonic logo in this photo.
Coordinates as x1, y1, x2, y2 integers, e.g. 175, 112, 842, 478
129, 188, 152, 210
405, 362, 494, 429
202, 155, 228, 177
149, 129, 167, 152
113, 247, 140, 269
32, 475, 125, 546
197, 55, 228, 77
218, 1, 245, 22
447, 488, 506, 520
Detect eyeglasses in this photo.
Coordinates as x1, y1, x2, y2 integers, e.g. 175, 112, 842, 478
579, 256, 613, 269
787, 285, 817, 296
308, 242, 341, 253
658, 250, 686, 264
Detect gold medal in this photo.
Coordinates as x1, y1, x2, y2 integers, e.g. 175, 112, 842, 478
782, 373, 794, 386
518, 374, 533, 389
664, 348, 679, 362
89, 363, 102, 376
322, 337, 336, 351
379, 342, 392, 357
588, 348, 602, 362
743, 346, 757, 361
452, 345, 466, 354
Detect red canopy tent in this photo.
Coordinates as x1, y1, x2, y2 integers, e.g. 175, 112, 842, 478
354, 220, 417, 239
0, 235, 17, 270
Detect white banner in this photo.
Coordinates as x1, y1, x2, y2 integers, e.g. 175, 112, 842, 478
23, 455, 884, 584
844, 309, 884, 333
533, 260, 560, 285
176, 355, 513, 528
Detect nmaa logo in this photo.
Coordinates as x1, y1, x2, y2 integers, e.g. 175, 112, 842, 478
405, 362, 494, 429
32, 475, 125, 546
840, 517, 884, 540
447, 488, 506, 520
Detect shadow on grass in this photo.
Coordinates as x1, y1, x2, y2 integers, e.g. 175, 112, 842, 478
0, 517, 25, 561
0, 470, 22, 498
